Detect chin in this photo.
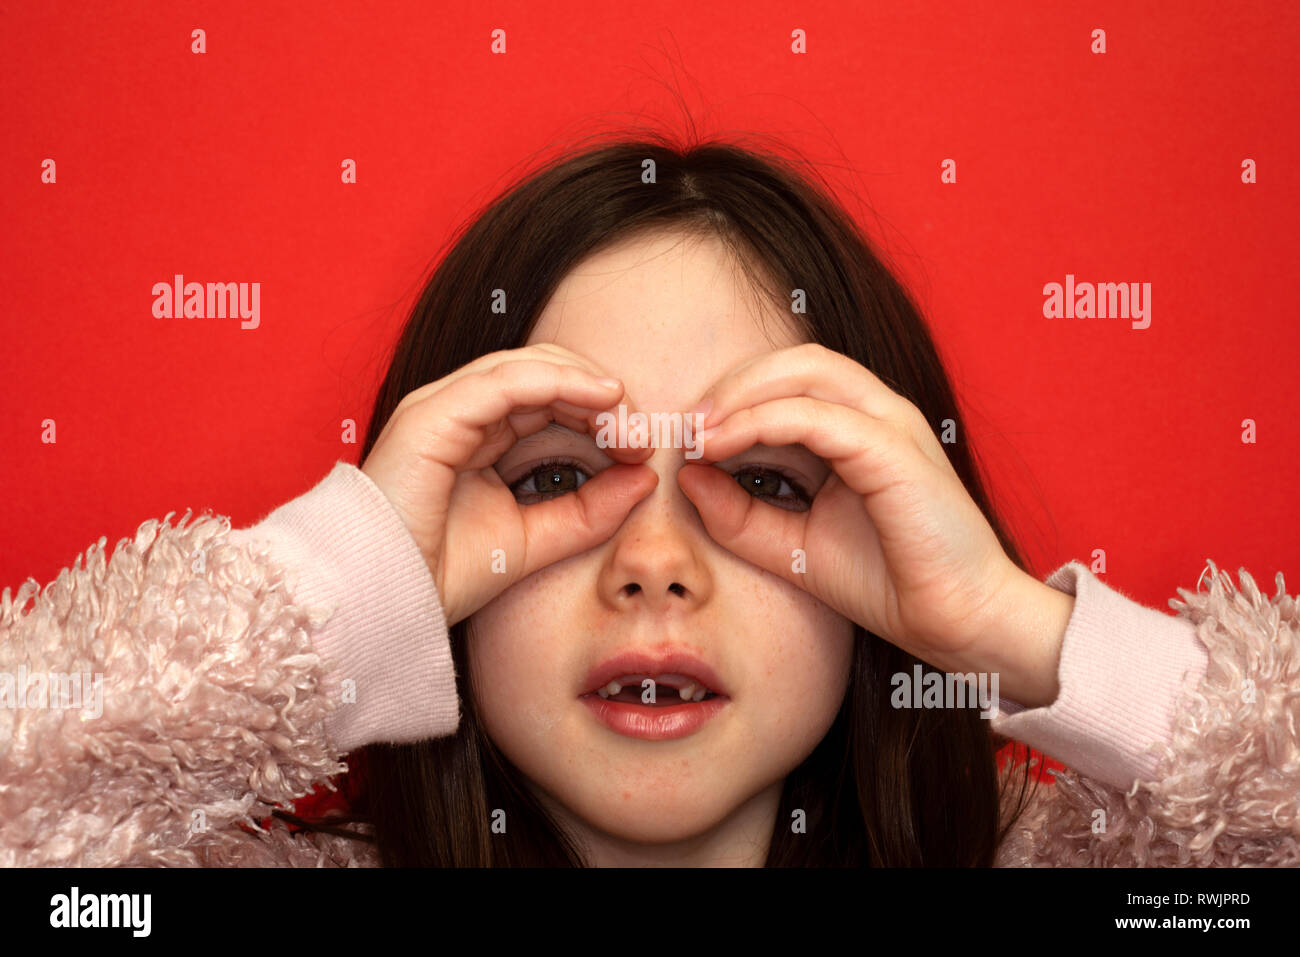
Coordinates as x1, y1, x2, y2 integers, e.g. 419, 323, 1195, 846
545, 780, 746, 845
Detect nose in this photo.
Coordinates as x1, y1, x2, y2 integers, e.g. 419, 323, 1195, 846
597, 456, 713, 615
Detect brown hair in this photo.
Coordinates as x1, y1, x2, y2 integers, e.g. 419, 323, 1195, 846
319, 131, 1041, 865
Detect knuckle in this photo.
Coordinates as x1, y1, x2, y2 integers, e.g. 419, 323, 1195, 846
485, 359, 516, 382
466, 349, 505, 373
885, 417, 913, 444
797, 395, 821, 425
902, 404, 932, 438
793, 342, 825, 372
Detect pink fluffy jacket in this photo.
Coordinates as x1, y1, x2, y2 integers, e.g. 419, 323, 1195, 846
2, 462, 1297, 867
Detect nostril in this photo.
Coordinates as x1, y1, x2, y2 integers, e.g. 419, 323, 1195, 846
623, 584, 642, 596
669, 583, 685, 596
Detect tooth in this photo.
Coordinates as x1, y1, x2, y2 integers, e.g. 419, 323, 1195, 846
605, 681, 622, 695
597, 688, 609, 698
679, 683, 697, 701
691, 687, 707, 702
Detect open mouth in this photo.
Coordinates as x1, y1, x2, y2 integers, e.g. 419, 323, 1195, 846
579, 651, 731, 739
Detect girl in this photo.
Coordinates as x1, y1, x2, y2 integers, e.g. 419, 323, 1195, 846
2, 135, 1296, 867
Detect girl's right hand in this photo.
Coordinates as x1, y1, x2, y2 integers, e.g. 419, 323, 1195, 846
360, 343, 658, 627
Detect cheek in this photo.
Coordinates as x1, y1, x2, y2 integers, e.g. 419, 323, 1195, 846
745, 591, 856, 754
466, 568, 580, 745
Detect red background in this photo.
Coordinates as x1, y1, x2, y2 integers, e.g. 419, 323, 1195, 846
2, 1, 1297, 618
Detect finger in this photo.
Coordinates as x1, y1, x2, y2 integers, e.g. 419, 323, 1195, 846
514, 464, 659, 578
506, 403, 601, 445
375, 344, 637, 456
693, 342, 952, 473
695, 396, 941, 500
409, 360, 639, 470
676, 462, 812, 589
398, 342, 624, 414
503, 399, 655, 465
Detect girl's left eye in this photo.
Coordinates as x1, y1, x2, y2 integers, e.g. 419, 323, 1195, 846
508, 458, 812, 511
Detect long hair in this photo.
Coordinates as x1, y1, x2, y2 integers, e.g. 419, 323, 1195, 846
320, 131, 1040, 865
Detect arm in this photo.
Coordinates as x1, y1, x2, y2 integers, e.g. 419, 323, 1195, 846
0, 462, 461, 866
991, 560, 1298, 866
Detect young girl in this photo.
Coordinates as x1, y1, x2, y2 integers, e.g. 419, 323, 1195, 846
3, 135, 1295, 867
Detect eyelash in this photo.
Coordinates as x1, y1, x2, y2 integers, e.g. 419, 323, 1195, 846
508, 457, 813, 510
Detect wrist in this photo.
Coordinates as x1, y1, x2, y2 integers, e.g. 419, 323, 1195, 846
966, 565, 1074, 709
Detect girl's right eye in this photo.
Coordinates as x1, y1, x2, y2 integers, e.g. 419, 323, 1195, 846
508, 458, 591, 504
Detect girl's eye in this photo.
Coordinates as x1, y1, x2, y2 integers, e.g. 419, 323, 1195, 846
508, 458, 813, 511
732, 466, 812, 511
509, 458, 591, 503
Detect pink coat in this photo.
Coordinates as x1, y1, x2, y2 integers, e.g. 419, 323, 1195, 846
2, 462, 1295, 866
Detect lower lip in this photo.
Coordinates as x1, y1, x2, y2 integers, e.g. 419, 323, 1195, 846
581, 695, 730, 740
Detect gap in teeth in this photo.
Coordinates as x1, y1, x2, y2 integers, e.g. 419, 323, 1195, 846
596, 674, 711, 700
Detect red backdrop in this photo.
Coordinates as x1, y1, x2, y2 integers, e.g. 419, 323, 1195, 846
2, 1, 1297, 623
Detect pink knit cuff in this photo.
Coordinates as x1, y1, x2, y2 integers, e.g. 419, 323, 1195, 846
226, 461, 461, 753
991, 562, 1209, 791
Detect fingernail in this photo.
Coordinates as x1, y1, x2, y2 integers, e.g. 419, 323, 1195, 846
596, 377, 622, 389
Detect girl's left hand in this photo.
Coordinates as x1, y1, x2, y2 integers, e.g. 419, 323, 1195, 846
677, 343, 1071, 707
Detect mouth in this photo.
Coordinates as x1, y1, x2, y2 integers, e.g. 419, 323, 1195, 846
579, 650, 731, 741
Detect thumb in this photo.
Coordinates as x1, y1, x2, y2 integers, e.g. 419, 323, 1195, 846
514, 464, 658, 577
677, 463, 807, 585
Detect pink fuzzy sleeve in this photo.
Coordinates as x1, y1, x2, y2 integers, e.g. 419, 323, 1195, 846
994, 561, 1300, 866
0, 461, 457, 866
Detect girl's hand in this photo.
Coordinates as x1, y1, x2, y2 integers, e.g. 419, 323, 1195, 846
677, 343, 1073, 707
361, 343, 656, 627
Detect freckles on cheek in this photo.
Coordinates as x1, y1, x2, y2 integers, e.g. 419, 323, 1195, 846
765, 634, 849, 710
468, 574, 586, 742
470, 636, 566, 743
744, 575, 855, 688
471, 569, 570, 661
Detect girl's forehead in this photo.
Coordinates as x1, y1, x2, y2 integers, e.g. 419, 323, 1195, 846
525, 230, 803, 407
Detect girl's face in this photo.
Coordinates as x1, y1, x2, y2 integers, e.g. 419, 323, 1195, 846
468, 228, 855, 865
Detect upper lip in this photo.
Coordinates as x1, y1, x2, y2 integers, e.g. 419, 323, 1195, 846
581, 648, 730, 698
